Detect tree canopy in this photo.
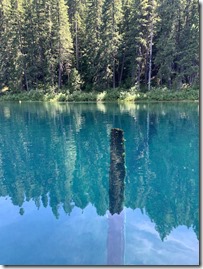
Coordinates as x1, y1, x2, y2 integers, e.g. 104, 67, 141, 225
0, 0, 199, 92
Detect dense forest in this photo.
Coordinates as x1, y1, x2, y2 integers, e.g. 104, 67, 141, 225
0, 0, 199, 93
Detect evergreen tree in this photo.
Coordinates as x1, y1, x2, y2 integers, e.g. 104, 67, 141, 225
21, 0, 55, 89
0, 0, 26, 90
52, 0, 73, 89
0, 0, 12, 88
67, 0, 86, 72
176, 0, 199, 87
123, 0, 158, 89
82, 0, 103, 89
116, 0, 132, 87
0, 0, 199, 91
153, 0, 199, 89
98, 0, 123, 89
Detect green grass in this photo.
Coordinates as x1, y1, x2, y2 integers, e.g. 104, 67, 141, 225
0, 87, 199, 102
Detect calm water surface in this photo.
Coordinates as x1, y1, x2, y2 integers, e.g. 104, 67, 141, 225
0, 102, 199, 265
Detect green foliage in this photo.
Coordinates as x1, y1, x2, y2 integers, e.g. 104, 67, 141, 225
154, 0, 199, 88
0, 0, 199, 92
68, 68, 83, 93
81, 0, 103, 86
0, 87, 198, 102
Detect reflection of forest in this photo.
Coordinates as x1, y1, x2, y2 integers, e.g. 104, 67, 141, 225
0, 102, 199, 240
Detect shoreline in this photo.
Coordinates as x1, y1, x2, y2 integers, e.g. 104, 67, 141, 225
0, 99, 199, 103
0, 88, 199, 103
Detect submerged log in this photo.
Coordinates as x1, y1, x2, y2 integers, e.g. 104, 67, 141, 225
109, 128, 125, 215
107, 128, 126, 265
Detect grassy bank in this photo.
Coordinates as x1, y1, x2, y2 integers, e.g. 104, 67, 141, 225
0, 87, 199, 102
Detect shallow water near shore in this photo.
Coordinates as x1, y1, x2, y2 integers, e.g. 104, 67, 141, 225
0, 102, 199, 265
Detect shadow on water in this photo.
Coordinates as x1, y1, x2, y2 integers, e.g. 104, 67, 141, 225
0, 102, 199, 241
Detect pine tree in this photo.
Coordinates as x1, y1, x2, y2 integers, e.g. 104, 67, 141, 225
97, 0, 123, 89
0, 0, 26, 90
19, 0, 73, 90
123, 0, 158, 89
176, 0, 199, 87
116, 0, 132, 87
82, 0, 103, 89
22, 0, 40, 88
67, 0, 86, 72
147, 0, 157, 90
154, 0, 181, 88
0, 0, 11, 88
52, 0, 73, 89
0, 0, 199, 92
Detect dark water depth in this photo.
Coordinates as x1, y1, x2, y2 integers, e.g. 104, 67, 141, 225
0, 102, 199, 265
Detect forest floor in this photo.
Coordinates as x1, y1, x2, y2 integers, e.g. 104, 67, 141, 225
0, 87, 199, 102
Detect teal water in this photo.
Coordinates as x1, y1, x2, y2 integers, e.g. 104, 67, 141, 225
0, 102, 199, 265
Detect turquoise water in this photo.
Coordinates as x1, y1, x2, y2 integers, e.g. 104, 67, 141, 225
0, 102, 199, 265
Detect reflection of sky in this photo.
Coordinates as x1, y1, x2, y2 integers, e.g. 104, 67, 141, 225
0, 198, 199, 265
0, 198, 108, 265
125, 208, 199, 265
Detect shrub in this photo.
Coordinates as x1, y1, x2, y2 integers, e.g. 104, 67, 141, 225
0, 86, 199, 102
68, 68, 83, 93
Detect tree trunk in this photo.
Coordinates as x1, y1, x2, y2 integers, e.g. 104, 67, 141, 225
75, 19, 79, 70
119, 51, 125, 86
148, 0, 154, 91
137, 47, 142, 89
16, 8, 29, 91
148, 30, 153, 91
58, 62, 62, 89
112, 0, 116, 89
113, 58, 116, 89
145, 50, 149, 85
24, 73, 29, 91
107, 128, 125, 265
109, 128, 125, 215
57, 0, 62, 90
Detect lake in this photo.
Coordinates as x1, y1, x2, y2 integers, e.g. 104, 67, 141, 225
0, 102, 199, 265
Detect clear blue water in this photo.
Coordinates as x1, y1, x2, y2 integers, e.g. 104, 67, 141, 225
0, 102, 199, 265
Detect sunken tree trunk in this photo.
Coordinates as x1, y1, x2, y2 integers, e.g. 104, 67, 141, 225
109, 128, 125, 214
107, 128, 126, 265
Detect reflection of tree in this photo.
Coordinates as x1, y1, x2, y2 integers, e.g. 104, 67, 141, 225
125, 103, 199, 240
0, 102, 199, 240
72, 108, 110, 215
